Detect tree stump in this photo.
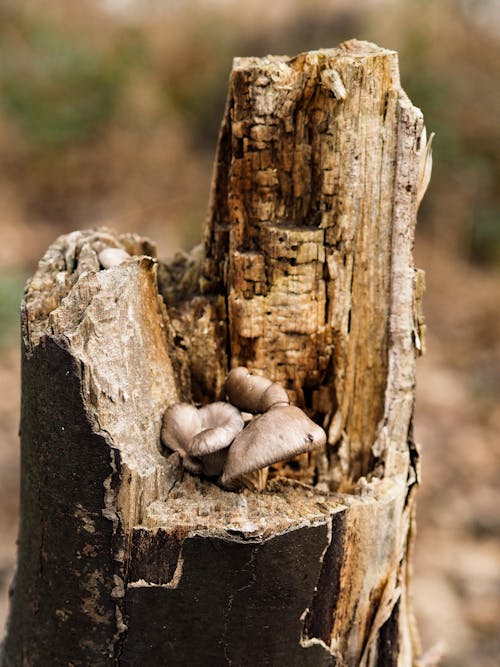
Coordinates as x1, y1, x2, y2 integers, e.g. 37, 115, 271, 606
2, 41, 430, 666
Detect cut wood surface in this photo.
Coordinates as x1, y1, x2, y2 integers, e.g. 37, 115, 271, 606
2, 40, 429, 666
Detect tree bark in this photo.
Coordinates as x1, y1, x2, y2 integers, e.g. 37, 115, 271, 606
2, 41, 428, 666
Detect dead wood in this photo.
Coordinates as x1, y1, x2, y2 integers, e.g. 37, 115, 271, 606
2, 40, 429, 667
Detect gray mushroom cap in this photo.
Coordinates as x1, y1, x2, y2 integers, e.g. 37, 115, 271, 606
189, 402, 244, 457
220, 405, 326, 489
161, 403, 201, 451
161, 402, 203, 473
224, 367, 289, 413
259, 381, 290, 411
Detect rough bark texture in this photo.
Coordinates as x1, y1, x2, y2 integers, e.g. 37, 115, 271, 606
2, 41, 427, 666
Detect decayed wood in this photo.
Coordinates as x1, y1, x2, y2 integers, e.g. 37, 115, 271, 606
171, 41, 424, 487
2, 40, 428, 666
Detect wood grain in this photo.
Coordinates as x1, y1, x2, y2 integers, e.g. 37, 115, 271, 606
2, 41, 427, 666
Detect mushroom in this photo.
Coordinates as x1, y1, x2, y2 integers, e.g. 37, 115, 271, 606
224, 367, 289, 413
161, 370, 326, 492
220, 405, 326, 489
161, 403, 203, 473
161, 401, 244, 478
189, 402, 244, 457
98, 247, 130, 269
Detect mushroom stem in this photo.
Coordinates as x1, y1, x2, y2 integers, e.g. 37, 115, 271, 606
233, 467, 269, 493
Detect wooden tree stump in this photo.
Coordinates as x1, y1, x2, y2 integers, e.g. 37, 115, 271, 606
2, 41, 430, 666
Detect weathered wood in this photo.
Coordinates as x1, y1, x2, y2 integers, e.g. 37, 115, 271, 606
2, 40, 428, 666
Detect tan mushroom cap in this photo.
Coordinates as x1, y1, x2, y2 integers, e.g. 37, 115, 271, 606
220, 405, 326, 489
98, 247, 130, 269
189, 402, 244, 457
224, 367, 289, 413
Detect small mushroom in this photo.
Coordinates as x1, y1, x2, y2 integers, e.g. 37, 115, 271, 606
98, 247, 130, 269
220, 405, 326, 489
224, 367, 289, 413
189, 402, 244, 457
161, 401, 244, 478
260, 381, 290, 410
161, 403, 203, 473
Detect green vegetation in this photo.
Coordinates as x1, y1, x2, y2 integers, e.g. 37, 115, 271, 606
0, 273, 25, 348
0, 0, 497, 265
0, 17, 138, 149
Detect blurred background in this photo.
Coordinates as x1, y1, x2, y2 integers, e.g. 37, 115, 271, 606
0, 0, 498, 664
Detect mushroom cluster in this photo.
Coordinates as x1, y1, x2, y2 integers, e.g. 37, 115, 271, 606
161, 367, 326, 491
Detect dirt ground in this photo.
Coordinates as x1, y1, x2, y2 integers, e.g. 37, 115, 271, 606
412, 242, 500, 666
